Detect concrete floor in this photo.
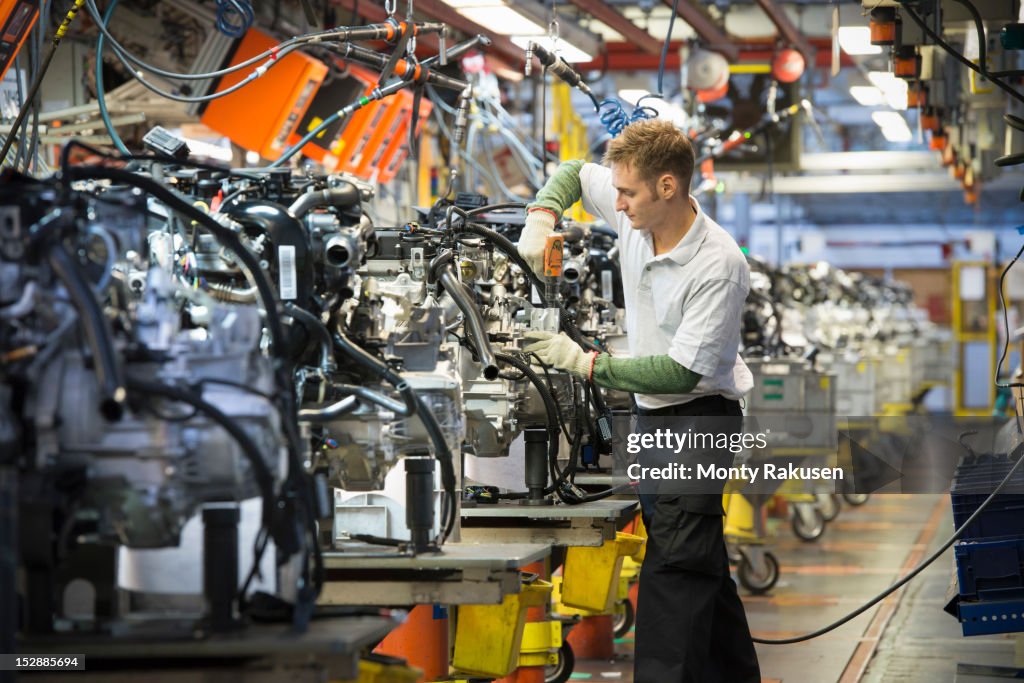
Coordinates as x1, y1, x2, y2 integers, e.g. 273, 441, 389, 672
566, 494, 1020, 682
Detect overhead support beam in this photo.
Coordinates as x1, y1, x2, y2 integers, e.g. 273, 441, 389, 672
752, 0, 814, 64
663, 0, 739, 62
579, 40, 852, 72
331, 0, 524, 66
411, 0, 529, 65
564, 0, 662, 55
720, 172, 1023, 194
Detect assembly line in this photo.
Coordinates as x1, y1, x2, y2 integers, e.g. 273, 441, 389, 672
1, 0, 1024, 682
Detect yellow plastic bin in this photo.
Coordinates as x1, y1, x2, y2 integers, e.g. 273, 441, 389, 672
630, 516, 648, 563
452, 577, 552, 678
334, 654, 421, 682
561, 531, 644, 613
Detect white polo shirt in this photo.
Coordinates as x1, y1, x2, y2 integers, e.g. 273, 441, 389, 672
579, 162, 753, 409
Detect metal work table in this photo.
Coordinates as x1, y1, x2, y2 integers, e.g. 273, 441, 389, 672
18, 616, 395, 682
460, 499, 637, 547
319, 542, 550, 606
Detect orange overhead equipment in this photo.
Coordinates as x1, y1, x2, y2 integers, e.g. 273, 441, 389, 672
870, 7, 898, 46
200, 28, 328, 161
0, 0, 38, 82
286, 62, 432, 184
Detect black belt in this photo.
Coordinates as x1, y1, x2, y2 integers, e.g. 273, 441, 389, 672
636, 394, 740, 417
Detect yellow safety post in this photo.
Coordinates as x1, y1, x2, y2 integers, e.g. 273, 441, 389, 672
551, 81, 593, 223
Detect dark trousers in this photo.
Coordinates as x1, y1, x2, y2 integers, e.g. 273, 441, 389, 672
634, 395, 761, 683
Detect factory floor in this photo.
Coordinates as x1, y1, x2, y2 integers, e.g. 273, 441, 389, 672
567, 494, 1020, 682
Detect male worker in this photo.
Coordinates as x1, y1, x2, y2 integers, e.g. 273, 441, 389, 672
519, 119, 759, 683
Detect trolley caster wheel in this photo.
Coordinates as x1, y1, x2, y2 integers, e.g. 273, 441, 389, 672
737, 551, 780, 594
791, 505, 826, 542
612, 598, 635, 638
817, 493, 840, 522
545, 641, 575, 683
843, 491, 870, 506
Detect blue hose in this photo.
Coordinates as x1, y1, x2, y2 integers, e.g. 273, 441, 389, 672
96, 0, 130, 155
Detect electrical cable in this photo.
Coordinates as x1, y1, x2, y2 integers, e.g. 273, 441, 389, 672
995, 237, 1024, 388
541, 66, 548, 180
269, 79, 415, 167
56, 140, 264, 179
900, 2, 1024, 105
596, 0, 679, 137
61, 161, 288, 357
493, 352, 564, 499
0, 0, 86, 165
216, 0, 254, 38
635, 0, 680, 112
27, 0, 45, 174
450, 218, 601, 353
11, 54, 25, 170
331, 329, 457, 540
124, 376, 277, 535
951, 0, 986, 75
45, 238, 126, 422
95, 0, 130, 155
83, 0, 424, 82
754, 439, 1024, 644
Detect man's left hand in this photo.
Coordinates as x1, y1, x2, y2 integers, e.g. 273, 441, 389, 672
523, 331, 597, 379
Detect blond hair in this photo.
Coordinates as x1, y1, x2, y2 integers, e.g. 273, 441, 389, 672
602, 119, 694, 193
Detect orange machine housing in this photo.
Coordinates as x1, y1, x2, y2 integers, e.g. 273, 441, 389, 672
0, 0, 38, 82
286, 62, 432, 184
200, 28, 327, 161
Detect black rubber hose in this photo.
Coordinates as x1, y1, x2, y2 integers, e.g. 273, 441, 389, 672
283, 303, 333, 370
125, 377, 276, 529
62, 166, 287, 357
499, 356, 626, 505
331, 330, 457, 539
494, 353, 565, 499
431, 252, 499, 380
288, 184, 360, 218
47, 242, 126, 421
224, 200, 313, 306
331, 329, 416, 415
453, 220, 601, 353
464, 202, 526, 215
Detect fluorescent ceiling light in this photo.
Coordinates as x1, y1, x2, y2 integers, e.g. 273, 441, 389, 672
849, 86, 884, 106
837, 26, 882, 55
458, 6, 546, 35
510, 36, 592, 63
616, 89, 686, 125
867, 71, 908, 110
618, 89, 650, 105
871, 111, 913, 142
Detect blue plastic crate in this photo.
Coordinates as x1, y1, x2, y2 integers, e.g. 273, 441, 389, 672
957, 596, 1024, 636
951, 455, 1024, 540
951, 495, 1024, 540
956, 537, 1024, 602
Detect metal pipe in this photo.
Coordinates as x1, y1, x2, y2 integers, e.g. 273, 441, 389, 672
287, 185, 360, 218
207, 282, 258, 303
430, 253, 499, 380
297, 396, 359, 422
47, 242, 125, 421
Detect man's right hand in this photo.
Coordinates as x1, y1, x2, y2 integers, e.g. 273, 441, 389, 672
517, 208, 557, 276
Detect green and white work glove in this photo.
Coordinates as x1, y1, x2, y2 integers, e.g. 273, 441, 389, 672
524, 331, 598, 379
517, 208, 558, 276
